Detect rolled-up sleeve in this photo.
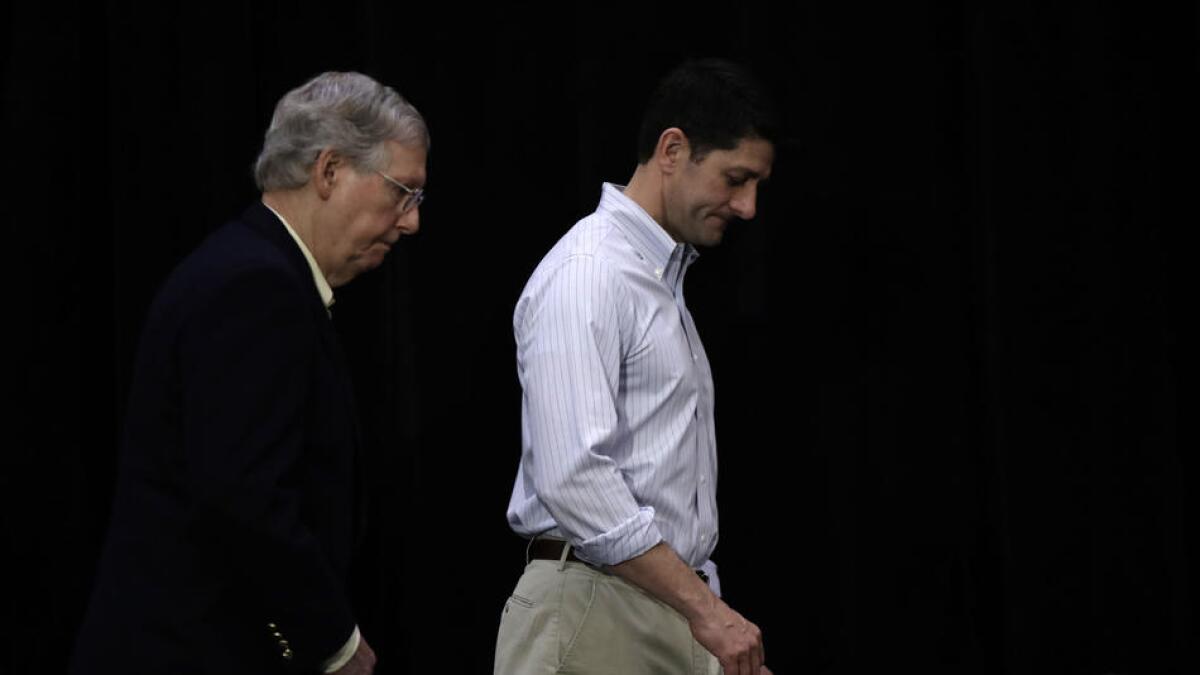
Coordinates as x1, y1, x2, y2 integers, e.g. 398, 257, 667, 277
515, 255, 662, 566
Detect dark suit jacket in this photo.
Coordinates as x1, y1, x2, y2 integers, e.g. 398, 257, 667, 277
73, 203, 362, 675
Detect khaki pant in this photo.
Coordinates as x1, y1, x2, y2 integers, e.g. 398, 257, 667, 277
494, 559, 722, 675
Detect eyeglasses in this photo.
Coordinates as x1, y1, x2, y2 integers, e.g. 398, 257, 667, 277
375, 170, 425, 214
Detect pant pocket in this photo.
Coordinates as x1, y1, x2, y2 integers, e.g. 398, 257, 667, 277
494, 566, 561, 675
555, 573, 597, 670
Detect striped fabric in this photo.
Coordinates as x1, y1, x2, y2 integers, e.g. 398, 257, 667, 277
506, 183, 719, 579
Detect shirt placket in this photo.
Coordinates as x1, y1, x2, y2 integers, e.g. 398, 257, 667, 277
670, 247, 718, 561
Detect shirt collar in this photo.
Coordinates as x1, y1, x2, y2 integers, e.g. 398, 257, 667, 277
262, 200, 335, 311
597, 182, 697, 285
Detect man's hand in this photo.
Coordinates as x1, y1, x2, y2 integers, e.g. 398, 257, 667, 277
331, 637, 376, 675
610, 543, 769, 675
689, 599, 765, 675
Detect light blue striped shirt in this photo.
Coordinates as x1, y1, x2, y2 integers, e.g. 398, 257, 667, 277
507, 183, 720, 587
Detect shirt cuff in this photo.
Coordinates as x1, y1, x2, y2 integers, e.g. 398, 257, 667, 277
699, 559, 721, 597
572, 506, 662, 566
320, 625, 360, 673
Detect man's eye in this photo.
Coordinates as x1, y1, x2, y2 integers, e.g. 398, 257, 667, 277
726, 175, 747, 187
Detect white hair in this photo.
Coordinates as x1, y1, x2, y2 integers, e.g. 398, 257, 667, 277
254, 71, 429, 191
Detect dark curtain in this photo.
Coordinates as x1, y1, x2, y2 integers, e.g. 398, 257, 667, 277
5, 3, 1189, 673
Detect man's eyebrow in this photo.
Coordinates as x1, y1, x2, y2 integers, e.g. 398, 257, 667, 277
727, 168, 770, 182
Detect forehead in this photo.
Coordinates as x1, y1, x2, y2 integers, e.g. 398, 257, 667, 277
698, 137, 774, 178
383, 140, 428, 184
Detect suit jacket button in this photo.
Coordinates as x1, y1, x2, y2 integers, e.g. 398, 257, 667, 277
282, 648, 294, 661
267, 622, 278, 630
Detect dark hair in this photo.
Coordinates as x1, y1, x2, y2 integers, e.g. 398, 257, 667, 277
635, 58, 778, 163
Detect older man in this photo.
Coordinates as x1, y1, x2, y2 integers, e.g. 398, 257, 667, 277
72, 72, 427, 675
496, 59, 776, 675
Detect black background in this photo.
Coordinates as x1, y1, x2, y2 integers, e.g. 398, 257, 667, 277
5, 2, 1191, 673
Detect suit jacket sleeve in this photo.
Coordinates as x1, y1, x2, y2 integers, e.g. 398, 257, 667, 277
177, 263, 355, 670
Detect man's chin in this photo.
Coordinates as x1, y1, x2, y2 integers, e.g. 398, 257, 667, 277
703, 225, 727, 246
365, 244, 393, 266
700, 217, 729, 246
337, 252, 387, 285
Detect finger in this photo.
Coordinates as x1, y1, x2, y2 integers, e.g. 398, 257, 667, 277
737, 648, 752, 675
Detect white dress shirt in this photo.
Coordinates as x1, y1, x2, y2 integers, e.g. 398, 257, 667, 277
507, 183, 720, 590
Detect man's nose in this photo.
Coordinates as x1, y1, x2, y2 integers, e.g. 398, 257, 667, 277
730, 183, 758, 220
396, 207, 420, 235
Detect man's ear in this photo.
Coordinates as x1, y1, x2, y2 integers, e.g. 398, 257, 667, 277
655, 127, 690, 175
311, 148, 341, 200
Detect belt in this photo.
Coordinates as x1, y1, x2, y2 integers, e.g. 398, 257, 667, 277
527, 539, 710, 584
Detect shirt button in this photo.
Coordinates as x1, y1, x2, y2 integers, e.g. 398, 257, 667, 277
700, 476, 707, 484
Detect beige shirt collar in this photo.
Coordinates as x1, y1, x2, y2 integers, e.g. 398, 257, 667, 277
261, 201, 335, 311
